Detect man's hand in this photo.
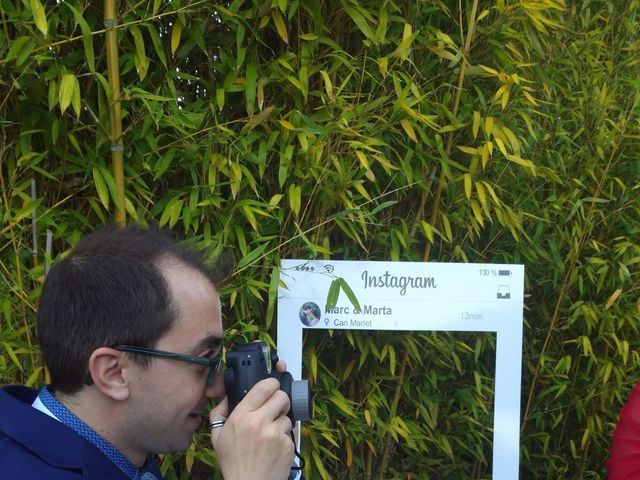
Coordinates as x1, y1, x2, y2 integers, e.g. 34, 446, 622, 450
210, 377, 294, 480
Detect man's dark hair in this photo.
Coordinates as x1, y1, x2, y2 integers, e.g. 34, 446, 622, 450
37, 225, 223, 394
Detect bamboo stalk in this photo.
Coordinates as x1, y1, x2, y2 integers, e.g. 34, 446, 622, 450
520, 98, 638, 435
104, 0, 126, 226
377, 348, 411, 479
0, 168, 36, 380
423, 0, 480, 262
30, 178, 37, 268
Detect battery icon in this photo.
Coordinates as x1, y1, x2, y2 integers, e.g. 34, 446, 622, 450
498, 270, 511, 276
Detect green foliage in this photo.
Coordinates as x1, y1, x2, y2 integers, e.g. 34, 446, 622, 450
1, 0, 639, 478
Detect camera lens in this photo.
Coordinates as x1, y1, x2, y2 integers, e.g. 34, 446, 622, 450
290, 379, 312, 421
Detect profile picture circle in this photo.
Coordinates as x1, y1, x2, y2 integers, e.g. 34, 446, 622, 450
299, 302, 321, 326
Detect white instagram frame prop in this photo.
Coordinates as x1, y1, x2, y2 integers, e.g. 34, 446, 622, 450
277, 260, 524, 479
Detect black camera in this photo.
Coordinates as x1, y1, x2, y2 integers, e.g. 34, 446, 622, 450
224, 342, 312, 422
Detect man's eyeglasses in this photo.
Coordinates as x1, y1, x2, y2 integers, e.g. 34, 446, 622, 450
83, 344, 222, 386
112, 345, 222, 385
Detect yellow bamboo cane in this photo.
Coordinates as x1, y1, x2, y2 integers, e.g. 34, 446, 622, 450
423, 0, 480, 262
104, 0, 126, 226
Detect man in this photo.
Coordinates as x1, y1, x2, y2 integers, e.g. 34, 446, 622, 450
0, 226, 295, 479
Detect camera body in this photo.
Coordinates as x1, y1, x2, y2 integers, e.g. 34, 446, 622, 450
224, 342, 312, 422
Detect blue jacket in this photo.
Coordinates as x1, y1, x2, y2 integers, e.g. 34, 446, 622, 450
0, 385, 162, 479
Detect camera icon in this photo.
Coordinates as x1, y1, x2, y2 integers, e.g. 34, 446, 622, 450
497, 286, 511, 299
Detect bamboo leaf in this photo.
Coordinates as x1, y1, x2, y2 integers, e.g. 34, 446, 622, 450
364, 409, 372, 427
65, 2, 94, 71
30, 0, 48, 37
338, 278, 361, 312
25, 367, 43, 387
326, 279, 341, 309
457, 146, 478, 155
48, 79, 57, 110
476, 181, 489, 214
400, 119, 417, 142
171, 18, 183, 55
6, 36, 34, 66
355, 150, 370, 169
343, 6, 375, 42
485, 117, 494, 136
92, 167, 109, 209
245, 62, 257, 116
441, 213, 453, 241
378, 56, 388, 76
272, 11, 289, 44
2, 343, 23, 371
242, 106, 274, 132
329, 391, 358, 417
279, 119, 296, 130
185, 444, 195, 472
605, 288, 622, 309
470, 199, 484, 226
371, 200, 398, 215
59, 73, 76, 114
145, 24, 167, 68
237, 243, 269, 269
71, 75, 81, 117
388, 344, 396, 375
288, 183, 301, 217
343, 359, 356, 381
472, 111, 481, 139
130, 25, 149, 80
464, 173, 472, 200
216, 88, 225, 110
319, 70, 334, 98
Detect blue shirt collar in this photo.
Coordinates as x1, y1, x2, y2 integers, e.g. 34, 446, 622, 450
38, 386, 158, 480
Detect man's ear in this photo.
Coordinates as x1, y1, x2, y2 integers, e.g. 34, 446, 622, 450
87, 347, 131, 401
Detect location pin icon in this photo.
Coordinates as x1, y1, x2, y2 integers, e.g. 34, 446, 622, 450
324, 318, 329, 326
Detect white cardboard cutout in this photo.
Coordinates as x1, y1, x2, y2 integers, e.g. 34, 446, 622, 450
277, 260, 524, 479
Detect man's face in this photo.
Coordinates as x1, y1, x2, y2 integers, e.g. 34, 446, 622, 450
123, 262, 225, 457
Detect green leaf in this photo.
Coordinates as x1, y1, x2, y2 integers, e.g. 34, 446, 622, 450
242, 105, 274, 133
464, 173, 472, 200
25, 367, 43, 387
326, 279, 341, 309
92, 167, 110, 209
271, 11, 289, 44
319, 70, 333, 98
245, 62, 257, 116
605, 288, 622, 309
216, 88, 225, 110
59, 73, 76, 114
71, 75, 81, 117
371, 200, 398, 215
338, 277, 361, 312
265, 267, 280, 329
472, 111, 481, 139
237, 242, 269, 269
171, 18, 183, 55
48, 80, 58, 110
130, 25, 149, 80
145, 24, 167, 68
6, 36, 34, 66
400, 119, 417, 142
329, 390, 357, 417
288, 183, 301, 217
30, 0, 48, 37
343, 6, 375, 42
2, 343, 23, 372
64, 2, 94, 72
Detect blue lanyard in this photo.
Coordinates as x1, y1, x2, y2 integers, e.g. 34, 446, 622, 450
38, 386, 158, 480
